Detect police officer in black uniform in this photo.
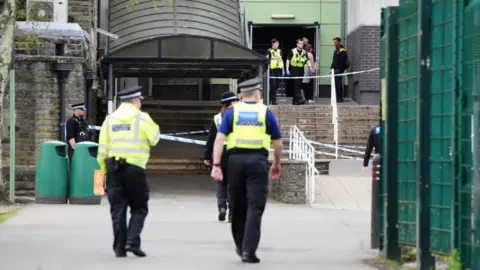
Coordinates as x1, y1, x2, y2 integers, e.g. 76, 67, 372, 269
204, 91, 239, 222
65, 103, 93, 168
210, 78, 283, 263
362, 125, 380, 172
331, 37, 350, 103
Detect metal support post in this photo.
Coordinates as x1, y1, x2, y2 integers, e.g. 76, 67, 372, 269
383, 7, 401, 261
107, 64, 113, 114
9, 69, 15, 202
416, 0, 435, 268
371, 154, 381, 249
266, 66, 270, 105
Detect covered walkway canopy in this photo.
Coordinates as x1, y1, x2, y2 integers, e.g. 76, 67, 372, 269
102, 34, 267, 78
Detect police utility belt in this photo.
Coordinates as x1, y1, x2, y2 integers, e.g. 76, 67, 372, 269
106, 157, 127, 175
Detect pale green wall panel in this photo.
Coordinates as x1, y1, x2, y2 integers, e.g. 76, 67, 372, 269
320, 2, 340, 24
243, 2, 321, 24
211, 79, 230, 84
243, 0, 347, 85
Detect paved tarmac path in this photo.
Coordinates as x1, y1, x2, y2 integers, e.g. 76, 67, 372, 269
0, 175, 377, 270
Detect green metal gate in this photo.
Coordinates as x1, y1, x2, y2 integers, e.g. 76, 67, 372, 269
463, 1, 480, 268
428, 0, 456, 254
379, 0, 480, 268
396, 0, 418, 247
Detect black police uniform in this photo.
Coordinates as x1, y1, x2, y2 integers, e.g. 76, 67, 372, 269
204, 92, 239, 222
65, 103, 92, 168
330, 45, 349, 102
219, 78, 280, 263
363, 125, 381, 167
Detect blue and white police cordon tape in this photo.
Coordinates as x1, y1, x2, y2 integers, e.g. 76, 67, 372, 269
59, 123, 101, 131
159, 134, 207, 146
337, 145, 366, 149
316, 150, 361, 160
164, 130, 210, 136
58, 123, 363, 156
269, 68, 380, 80
306, 139, 365, 155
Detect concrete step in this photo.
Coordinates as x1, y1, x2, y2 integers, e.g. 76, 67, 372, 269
153, 118, 211, 125
142, 101, 219, 111
156, 122, 210, 129
147, 157, 210, 175
147, 109, 219, 115
280, 130, 370, 140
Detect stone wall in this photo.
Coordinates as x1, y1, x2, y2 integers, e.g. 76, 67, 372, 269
268, 160, 308, 204
347, 26, 381, 105
2, 35, 88, 197
69, 0, 97, 71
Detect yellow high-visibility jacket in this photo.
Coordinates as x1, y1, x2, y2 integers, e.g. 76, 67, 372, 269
97, 102, 160, 173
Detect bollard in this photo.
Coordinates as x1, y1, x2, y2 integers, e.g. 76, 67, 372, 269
371, 154, 381, 249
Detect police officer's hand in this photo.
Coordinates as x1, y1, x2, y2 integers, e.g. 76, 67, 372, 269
211, 166, 223, 182
204, 160, 211, 166
269, 164, 281, 181
361, 166, 369, 173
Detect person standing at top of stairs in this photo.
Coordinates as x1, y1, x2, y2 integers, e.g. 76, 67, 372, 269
204, 91, 240, 223
286, 39, 313, 105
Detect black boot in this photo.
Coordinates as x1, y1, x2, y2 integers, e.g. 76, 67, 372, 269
125, 245, 147, 257
242, 252, 260, 263
218, 208, 227, 221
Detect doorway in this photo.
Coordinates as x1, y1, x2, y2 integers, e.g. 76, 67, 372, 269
249, 24, 320, 99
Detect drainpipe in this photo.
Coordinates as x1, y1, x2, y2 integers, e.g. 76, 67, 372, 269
340, 0, 346, 42
85, 71, 96, 124
53, 63, 74, 141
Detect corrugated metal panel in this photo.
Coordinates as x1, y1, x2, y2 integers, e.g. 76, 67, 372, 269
108, 0, 243, 53
175, 0, 242, 43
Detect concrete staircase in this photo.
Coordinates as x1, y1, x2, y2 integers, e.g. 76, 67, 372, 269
147, 157, 209, 175
270, 104, 379, 160
141, 100, 379, 174
142, 99, 219, 133
143, 100, 219, 175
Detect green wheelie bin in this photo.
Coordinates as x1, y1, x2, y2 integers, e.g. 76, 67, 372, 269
69, 142, 102, 205
35, 141, 69, 204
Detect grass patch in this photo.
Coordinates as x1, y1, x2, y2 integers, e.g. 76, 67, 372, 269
0, 207, 20, 223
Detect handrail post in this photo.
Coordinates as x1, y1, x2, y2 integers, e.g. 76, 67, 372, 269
371, 154, 381, 249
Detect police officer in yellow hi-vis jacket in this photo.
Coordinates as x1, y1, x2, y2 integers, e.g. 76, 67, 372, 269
265, 38, 284, 105
204, 91, 239, 222
97, 86, 160, 258
211, 78, 283, 263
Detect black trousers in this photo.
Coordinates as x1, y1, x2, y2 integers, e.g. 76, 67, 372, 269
291, 67, 304, 103
228, 152, 269, 254
106, 163, 149, 253
217, 151, 230, 212
269, 69, 282, 104
334, 70, 345, 101
302, 80, 314, 100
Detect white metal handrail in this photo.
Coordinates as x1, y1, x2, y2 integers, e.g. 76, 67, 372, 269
330, 69, 339, 159
289, 125, 319, 204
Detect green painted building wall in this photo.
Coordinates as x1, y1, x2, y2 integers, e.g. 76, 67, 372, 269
241, 0, 347, 85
